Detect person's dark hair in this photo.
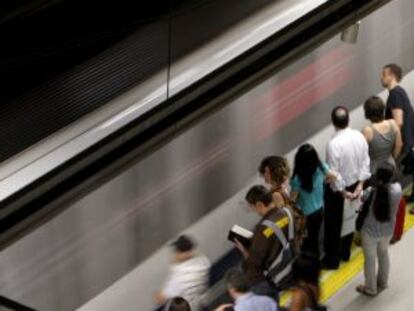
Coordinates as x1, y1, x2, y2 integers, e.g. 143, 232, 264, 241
384, 64, 403, 82
245, 185, 273, 206
372, 162, 395, 223
164, 297, 191, 311
225, 268, 250, 294
293, 144, 323, 192
364, 96, 385, 123
291, 252, 321, 287
331, 106, 349, 129
171, 235, 195, 253
258, 156, 290, 186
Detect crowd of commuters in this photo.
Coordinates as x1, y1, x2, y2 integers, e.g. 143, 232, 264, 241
156, 64, 413, 311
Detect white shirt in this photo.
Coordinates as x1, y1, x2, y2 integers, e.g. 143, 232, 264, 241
326, 128, 371, 191
162, 254, 210, 310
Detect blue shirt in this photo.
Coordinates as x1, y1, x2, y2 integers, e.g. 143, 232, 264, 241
290, 163, 329, 216
235, 293, 278, 311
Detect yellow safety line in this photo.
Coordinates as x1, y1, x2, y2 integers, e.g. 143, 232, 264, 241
280, 201, 414, 306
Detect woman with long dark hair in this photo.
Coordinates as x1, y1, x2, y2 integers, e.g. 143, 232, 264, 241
290, 144, 336, 256
357, 162, 402, 296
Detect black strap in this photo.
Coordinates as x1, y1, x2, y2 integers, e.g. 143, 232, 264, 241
356, 189, 374, 231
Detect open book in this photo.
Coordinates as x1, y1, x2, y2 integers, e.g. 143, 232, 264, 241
228, 225, 253, 248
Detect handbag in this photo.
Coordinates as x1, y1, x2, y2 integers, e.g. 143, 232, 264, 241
356, 189, 374, 231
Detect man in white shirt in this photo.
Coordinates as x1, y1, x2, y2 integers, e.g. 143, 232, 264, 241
323, 106, 371, 270
214, 269, 278, 311
155, 235, 211, 310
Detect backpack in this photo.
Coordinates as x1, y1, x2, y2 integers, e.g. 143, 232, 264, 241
273, 190, 307, 254
262, 207, 296, 290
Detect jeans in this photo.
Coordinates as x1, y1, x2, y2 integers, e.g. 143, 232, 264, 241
361, 232, 391, 294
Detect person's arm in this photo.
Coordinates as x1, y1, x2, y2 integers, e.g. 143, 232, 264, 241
391, 120, 403, 158
326, 143, 345, 192
388, 91, 404, 128
392, 108, 404, 128
290, 191, 299, 203
354, 137, 371, 198
289, 288, 307, 311
290, 177, 300, 203
362, 126, 373, 143
273, 191, 286, 208
214, 304, 234, 311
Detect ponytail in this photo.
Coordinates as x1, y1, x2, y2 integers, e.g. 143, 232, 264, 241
372, 163, 394, 223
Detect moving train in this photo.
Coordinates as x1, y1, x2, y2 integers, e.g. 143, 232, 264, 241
1, 0, 414, 310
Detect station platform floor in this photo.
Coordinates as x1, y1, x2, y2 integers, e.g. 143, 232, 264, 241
329, 227, 414, 311
281, 205, 414, 310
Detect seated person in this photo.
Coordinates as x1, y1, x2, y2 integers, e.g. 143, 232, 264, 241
214, 268, 279, 311
155, 235, 211, 310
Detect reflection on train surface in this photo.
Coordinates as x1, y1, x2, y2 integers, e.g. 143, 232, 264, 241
1, 0, 414, 311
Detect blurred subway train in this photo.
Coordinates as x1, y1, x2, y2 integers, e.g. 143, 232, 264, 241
1, 0, 414, 311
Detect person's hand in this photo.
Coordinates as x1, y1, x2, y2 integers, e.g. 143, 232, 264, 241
352, 183, 364, 199
342, 191, 355, 200
234, 239, 249, 259
214, 303, 233, 311
325, 170, 337, 184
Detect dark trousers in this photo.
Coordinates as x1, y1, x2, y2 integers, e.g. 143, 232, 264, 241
302, 208, 323, 257
323, 183, 358, 268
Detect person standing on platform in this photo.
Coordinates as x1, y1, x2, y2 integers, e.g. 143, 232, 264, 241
322, 106, 371, 270
356, 163, 402, 296
381, 64, 414, 215
290, 144, 337, 257
233, 185, 289, 301
362, 96, 402, 176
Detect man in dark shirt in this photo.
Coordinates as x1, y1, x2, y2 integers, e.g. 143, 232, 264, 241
233, 185, 290, 302
381, 64, 414, 212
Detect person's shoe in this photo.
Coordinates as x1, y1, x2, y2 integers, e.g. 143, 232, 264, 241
377, 284, 388, 294
390, 237, 401, 244
410, 208, 414, 215
356, 285, 377, 297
